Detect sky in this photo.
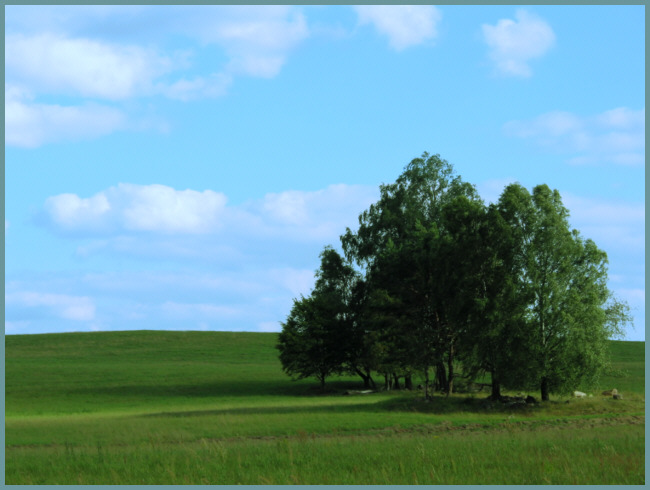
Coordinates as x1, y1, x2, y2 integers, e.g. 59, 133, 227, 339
5, 5, 645, 341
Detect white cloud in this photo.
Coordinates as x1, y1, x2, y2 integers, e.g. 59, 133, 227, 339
43, 182, 377, 241
7, 6, 311, 83
204, 6, 310, 78
482, 9, 555, 77
6, 33, 174, 100
5, 86, 127, 148
255, 184, 379, 239
6, 291, 95, 321
504, 107, 645, 165
355, 5, 441, 51
44, 183, 228, 234
44, 192, 112, 231
262, 191, 310, 225
118, 184, 227, 234
5, 6, 312, 147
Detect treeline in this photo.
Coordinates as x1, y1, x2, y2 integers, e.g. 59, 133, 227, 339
277, 153, 631, 401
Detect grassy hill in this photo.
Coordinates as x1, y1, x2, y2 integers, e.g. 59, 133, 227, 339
5, 330, 645, 484
6, 330, 300, 416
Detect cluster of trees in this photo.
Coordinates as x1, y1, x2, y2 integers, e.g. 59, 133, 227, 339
277, 153, 630, 401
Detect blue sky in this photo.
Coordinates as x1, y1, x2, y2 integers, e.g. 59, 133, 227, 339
5, 5, 645, 340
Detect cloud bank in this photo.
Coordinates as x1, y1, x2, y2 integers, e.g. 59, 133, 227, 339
42, 182, 378, 242
504, 107, 645, 165
5, 6, 311, 147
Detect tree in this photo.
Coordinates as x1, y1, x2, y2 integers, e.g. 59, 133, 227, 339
276, 247, 352, 389
313, 246, 379, 389
277, 151, 631, 401
277, 294, 344, 389
497, 183, 630, 400
341, 152, 481, 397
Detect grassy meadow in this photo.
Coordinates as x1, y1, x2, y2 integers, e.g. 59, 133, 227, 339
5, 330, 645, 484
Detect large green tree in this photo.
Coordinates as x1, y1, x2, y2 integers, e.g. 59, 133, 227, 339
497, 183, 630, 400
341, 152, 481, 396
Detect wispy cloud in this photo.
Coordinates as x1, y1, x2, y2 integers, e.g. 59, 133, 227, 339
482, 9, 555, 77
354, 5, 442, 51
5, 291, 96, 321
562, 193, 645, 254
5, 5, 311, 147
504, 107, 645, 166
5, 266, 319, 335
5, 85, 128, 148
198, 6, 310, 78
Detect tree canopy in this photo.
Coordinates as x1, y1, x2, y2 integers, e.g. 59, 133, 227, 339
276, 152, 631, 400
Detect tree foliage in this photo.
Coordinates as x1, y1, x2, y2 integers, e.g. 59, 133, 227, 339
277, 152, 631, 399
276, 247, 353, 388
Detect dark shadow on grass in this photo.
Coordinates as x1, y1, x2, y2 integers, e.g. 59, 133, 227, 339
137, 392, 542, 419
380, 393, 543, 414
70, 377, 545, 419
139, 400, 388, 418
70, 379, 368, 399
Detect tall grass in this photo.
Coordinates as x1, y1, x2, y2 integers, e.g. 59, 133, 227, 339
7, 424, 644, 485
5, 331, 645, 485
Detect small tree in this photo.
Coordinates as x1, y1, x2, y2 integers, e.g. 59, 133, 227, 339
276, 246, 353, 389
277, 294, 346, 389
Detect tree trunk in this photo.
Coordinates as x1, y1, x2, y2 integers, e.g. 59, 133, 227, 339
405, 374, 413, 390
491, 369, 501, 400
366, 369, 377, 390
354, 367, 375, 389
436, 361, 447, 393
541, 376, 550, 401
393, 373, 401, 390
424, 368, 431, 400
384, 373, 390, 391
447, 342, 454, 397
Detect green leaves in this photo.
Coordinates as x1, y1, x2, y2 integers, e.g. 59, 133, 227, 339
280, 151, 630, 399
496, 183, 631, 399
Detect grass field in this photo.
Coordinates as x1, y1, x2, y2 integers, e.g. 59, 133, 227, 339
5, 330, 645, 484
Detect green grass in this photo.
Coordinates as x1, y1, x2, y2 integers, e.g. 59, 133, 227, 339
5, 330, 645, 485
600, 340, 646, 395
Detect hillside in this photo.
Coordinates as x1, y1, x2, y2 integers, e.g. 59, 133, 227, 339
5, 330, 644, 417
6, 330, 293, 416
